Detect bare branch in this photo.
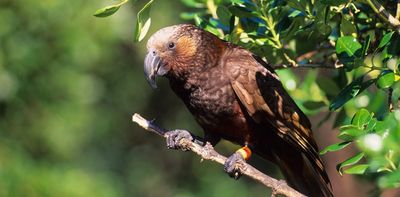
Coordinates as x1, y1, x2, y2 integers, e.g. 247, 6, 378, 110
132, 113, 306, 197
365, 0, 400, 34
396, 0, 400, 20
273, 62, 343, 70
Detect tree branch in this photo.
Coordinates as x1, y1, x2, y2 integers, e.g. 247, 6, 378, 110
365, 0, 400, 34
131, 113, 306, 197
273, 61, 343, 70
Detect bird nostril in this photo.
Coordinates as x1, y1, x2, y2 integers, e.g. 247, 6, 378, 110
152, 50, 157, 56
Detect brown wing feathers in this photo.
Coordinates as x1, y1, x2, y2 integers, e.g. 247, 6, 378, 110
226, 48, 331, 195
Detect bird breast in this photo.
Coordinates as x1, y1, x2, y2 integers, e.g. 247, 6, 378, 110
186, 67, 236, 121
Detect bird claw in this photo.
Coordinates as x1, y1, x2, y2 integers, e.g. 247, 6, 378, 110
224, 152, 246, 180
165, 129, 193, 151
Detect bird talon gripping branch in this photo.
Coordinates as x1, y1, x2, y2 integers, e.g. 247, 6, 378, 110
224, 152, 246, 180
165, 129, 193, 151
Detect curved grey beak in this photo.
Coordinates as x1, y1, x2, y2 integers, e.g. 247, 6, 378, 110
144, 52, 162, 89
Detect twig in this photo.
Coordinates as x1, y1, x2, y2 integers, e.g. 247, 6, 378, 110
365, 0, 400, 34
396, 0, 400, 20
273, 62, 343, 69
131, 113, 306, 197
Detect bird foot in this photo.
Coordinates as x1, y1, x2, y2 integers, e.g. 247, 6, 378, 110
165, 129, 193, 151
224, 152, 247, 180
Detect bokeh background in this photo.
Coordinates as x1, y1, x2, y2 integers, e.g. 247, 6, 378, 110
0, 0, 398, 196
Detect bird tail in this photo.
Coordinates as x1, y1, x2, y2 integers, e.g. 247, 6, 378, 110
275, 150, 333, 197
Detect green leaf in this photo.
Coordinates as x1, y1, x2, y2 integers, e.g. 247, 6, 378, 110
361, 35, 371, 56
320, 141, 351, 155
344, 164, 369, 174
181, 0, 204, 8
329, 75, 373, 111
94, 5, 121, 17
317, 23, 332, 37
288, 10, 302, 18
303, 101, 325, 110
216, 6, 232, 27
193, 15, 222, 37
336, 152, 365, 175
133, 0, 154, 42
93, 0, 128, 18
286, 0, 308, 12
376, 70, 395, 89
378, 31, 394, 49
228, 6, 257, 18
351, 108, 372, 127
336, 36, 363, 71
340, 14, 357, 37
321, 0, 348, 6
378, 170, 400, 188
338, 125, 364, 141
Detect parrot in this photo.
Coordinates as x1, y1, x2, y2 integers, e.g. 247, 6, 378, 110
144, 24, 332, 197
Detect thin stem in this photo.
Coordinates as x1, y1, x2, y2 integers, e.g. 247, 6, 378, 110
396, 0, 400, 19
206, 0, 218, 19
262, 15, 282, 48
117, 0, 129, 7
363, 0, 400, 33
274, 62, 342, 69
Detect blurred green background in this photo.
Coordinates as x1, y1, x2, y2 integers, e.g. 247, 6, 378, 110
0, 0, 272, 196
2, 0, 399, 196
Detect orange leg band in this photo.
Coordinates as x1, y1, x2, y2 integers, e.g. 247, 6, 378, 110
236, 146, 252, 160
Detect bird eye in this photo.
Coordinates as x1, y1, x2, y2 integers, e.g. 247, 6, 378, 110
168, 42, 175, 49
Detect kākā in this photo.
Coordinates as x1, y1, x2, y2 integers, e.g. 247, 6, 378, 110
144, 24, 332, 197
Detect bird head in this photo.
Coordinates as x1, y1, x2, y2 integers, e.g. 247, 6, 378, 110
144, 24, 225, 88
144, 24, 200, 88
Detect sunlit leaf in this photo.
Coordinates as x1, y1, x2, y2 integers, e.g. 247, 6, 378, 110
93, 0, 128, 18
336, 152, 365, 175
344, 164, 369, 174
94, 5, 121, 17
338, 125, 364, 141
133, 0, 154, 42
351, 108, 372, 127
336, 36, 363, 71
320, 141, 351, 155
378, 31, 394, 49
181, 0, 204, 8
376, 70, 395, 89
